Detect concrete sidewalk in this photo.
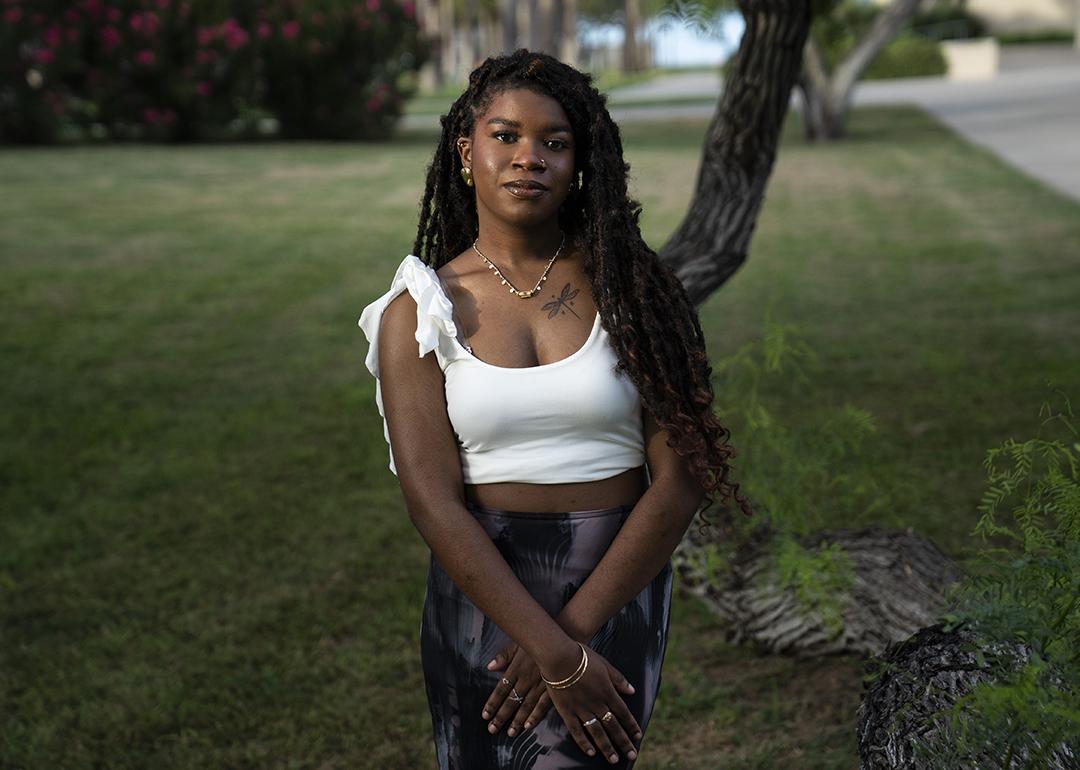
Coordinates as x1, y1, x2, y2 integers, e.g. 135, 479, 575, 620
601, 44, 1080, 202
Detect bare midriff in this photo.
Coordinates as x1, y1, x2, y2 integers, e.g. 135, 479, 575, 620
464, 465, 649, 514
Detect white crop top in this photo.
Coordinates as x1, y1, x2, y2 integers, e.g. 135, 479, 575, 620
357, 254, 645, 484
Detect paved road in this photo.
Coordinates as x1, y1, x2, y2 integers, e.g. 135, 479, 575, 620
404, 45, 1080, 202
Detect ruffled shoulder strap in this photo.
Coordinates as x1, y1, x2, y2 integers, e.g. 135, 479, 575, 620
357, 254, 463, 377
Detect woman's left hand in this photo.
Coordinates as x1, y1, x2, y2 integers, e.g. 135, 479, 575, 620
481, 641, 553, 737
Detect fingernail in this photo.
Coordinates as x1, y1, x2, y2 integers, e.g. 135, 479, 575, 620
488, 722, 497, 734
628, 750, 637, 759
610, 753, 619, 763
523, 721, 532, 729
487, 659, 496, 669
586, 748, 596, 756
634, 732, 642, 740
628, 684, 636, 693
482, 710, 490, 719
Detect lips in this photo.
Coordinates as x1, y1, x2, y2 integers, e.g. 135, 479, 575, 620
503, 181, 548, 200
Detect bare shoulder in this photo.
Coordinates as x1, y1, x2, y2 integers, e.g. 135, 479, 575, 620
435, 249, 480, 288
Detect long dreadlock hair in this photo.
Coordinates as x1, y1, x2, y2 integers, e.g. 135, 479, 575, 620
412, 49, 752, 525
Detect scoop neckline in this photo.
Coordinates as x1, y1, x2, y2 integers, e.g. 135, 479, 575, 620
451, 310, 602, 372
407, 254, 603, 373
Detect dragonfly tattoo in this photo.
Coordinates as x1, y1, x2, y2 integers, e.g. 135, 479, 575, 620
542, 283, 582, 319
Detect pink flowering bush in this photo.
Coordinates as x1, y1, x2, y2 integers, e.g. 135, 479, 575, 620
257, 0, 425, 140
0, 0, 425, 143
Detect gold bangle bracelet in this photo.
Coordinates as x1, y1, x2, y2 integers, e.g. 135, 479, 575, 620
542, 643, 589, 689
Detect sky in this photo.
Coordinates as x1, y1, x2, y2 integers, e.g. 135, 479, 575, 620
580, 10, 747, 68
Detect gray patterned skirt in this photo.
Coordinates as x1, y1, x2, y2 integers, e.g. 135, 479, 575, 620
419, 500, 673, 769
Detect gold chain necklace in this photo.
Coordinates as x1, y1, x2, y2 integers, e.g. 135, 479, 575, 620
471, 232, 566, 299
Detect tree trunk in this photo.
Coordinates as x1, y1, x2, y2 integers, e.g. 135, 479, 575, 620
657, 0, 811, 305
501, 0, 517, 52
857, 623, 1077, 769
800, 0, 924, 141
673, 523, 962, 656
559, 0, 579, 67
622, 0, 640, 72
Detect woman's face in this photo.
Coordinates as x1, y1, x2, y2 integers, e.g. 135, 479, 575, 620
456, 87, 576, 232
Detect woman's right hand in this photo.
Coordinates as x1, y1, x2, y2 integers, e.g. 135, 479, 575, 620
540, 643, 642, 764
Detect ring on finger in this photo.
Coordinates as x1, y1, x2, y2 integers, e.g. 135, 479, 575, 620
582, 716, 599, 726
501, 677, 512, 686
601, 711, 615, 723
509, 687, 524, 703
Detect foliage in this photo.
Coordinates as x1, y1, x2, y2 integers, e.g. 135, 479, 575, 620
699, 303, 888, 633
909, 0, 988, 41
811, 1, 946, 80
0, 0, 425, 143
914, 393, 1080, 766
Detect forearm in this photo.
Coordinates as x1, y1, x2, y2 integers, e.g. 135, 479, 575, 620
555, 477, 704, 643
409, 501, 579, 673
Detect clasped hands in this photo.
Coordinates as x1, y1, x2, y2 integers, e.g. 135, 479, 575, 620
480, 640, 643, 764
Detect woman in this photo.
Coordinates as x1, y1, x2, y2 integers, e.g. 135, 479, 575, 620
359, 49, 750, 769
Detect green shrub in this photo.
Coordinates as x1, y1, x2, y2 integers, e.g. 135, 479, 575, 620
861, 35, 946, 81
810, 0, 947, 81
915, 393, 1080, 765
0, 0, 426, 144
697, 307, 888, 632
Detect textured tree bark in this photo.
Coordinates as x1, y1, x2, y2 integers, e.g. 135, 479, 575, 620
656, 0, 811, 305
857, 623, 1077, 769
672, 523, 962, 656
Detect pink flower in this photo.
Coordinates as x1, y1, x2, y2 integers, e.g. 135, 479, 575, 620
136, 49, 155, 66
143, 107, 161, 124
83, 0, 102, 17
106, 7, 120, 23
196, 81, 211, 97
402, 0, 415, 19
156, 0, 170, 9
366, 0, 380, 12
195, 49, 218, 65
256, 22, 271, 39
4, 8, 21, 23
33, 48, 55, 65
99, 26, 120, 51
196, 27, 215, 46
143, 12, 160, 36
281, 20, 299, 40
44, 25, 61, 47
224, 25, 249, 51
129, 13, 143, 32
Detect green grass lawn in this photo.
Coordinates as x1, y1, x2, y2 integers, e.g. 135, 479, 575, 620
2, 106, 1078, 768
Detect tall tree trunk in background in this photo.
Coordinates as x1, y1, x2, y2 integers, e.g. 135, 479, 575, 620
534, 0, 558, 55
560, 0, 579, 67
799, 0, 923, 141
501, 0, 517, 51
439, 0, 455, 85
657, 0, 811, 304
622, 0, 640, 72
463, 0, 482, 71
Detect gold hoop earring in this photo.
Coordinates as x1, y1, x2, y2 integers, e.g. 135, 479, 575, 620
460, 167, 474, 187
